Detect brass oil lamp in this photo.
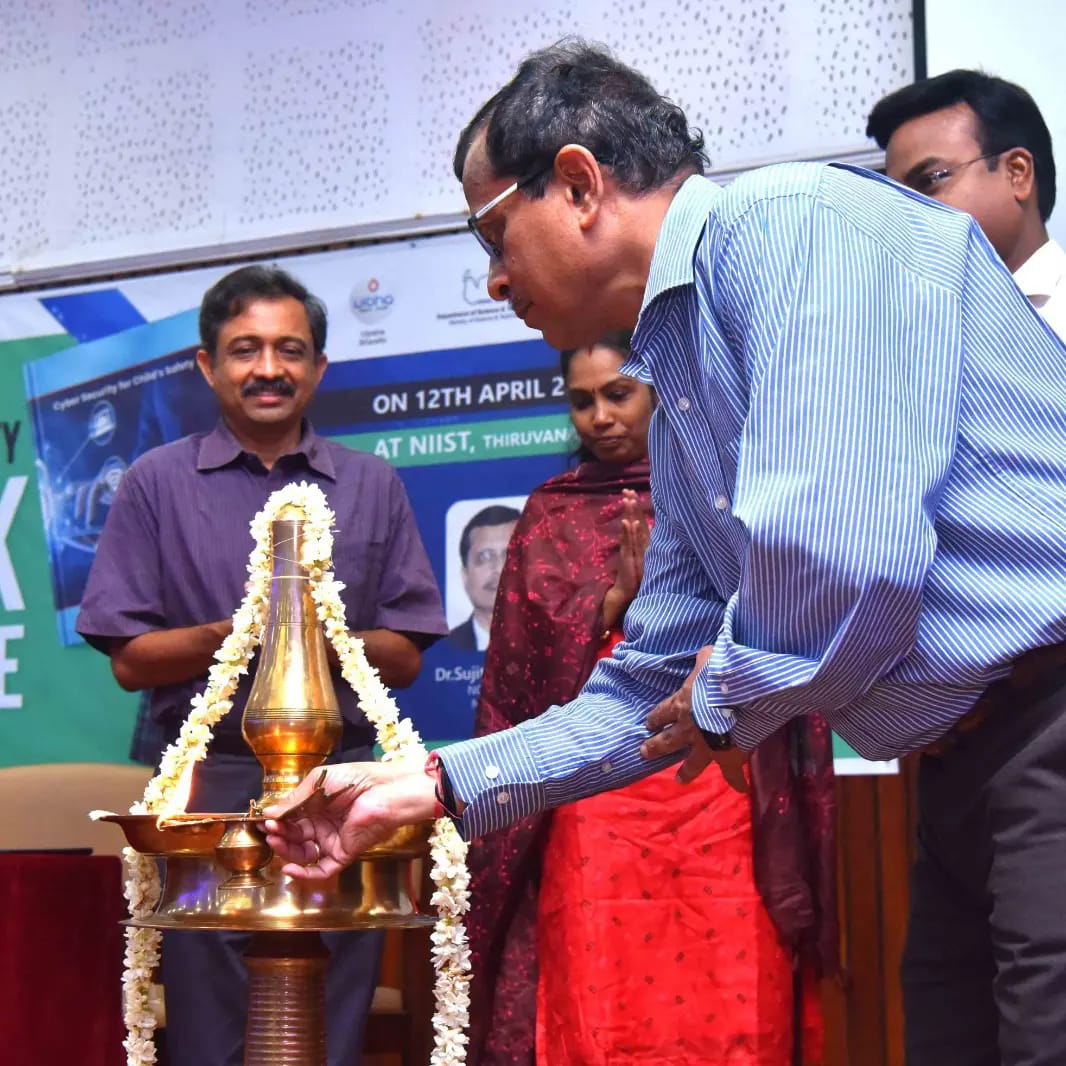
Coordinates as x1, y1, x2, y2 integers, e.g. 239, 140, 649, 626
100, 506, 433, 1065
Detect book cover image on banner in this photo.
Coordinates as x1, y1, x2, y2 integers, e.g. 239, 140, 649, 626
23, 310, 215, 644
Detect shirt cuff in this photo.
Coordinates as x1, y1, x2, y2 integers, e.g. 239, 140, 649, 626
436, 702, 681, 839
692, 695, 801, 753
689, 701, 737, 738
436, 730, 547, 840
690, 665, 761, 751
74, 619, 162, 655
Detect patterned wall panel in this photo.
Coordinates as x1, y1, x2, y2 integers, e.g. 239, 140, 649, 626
0, 0, 912, 277
73, 69, 214, 244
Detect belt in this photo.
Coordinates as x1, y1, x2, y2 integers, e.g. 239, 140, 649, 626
923, 639, 1066, 757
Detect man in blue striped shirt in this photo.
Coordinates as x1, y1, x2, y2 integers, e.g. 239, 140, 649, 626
267, 42, 1066, 1065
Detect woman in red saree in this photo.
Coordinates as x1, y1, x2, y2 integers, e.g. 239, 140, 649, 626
465, 333, 837, 1065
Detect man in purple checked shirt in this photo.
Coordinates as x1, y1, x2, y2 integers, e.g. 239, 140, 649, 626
77, 265, 448, 1066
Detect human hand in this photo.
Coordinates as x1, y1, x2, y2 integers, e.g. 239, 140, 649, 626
263, 760, 437, 880
603, 491, 653, 629
614, 489, 651, 602
640, 645, 749, 792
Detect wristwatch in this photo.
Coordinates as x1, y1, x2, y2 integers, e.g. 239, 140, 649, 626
424, 751, 463, 822
700, 728, 734, 751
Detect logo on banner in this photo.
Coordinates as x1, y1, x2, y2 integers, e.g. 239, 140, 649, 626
88, 400, 117, 446
350, 277, 395, 324
462, 269, 492, 306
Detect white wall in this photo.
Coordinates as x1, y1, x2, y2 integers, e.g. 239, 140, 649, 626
925, 0, 1066, 245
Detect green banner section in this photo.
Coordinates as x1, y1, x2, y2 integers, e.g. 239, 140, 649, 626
832, 734, 854, 760
335, 412, 573, 467
0, 335, 138, 769
832, 733, 898, 773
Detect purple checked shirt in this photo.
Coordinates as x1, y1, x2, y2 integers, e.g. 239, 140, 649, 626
77, 420, 447, 749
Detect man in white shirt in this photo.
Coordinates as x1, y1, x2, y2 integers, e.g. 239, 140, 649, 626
1013, 238, 1066, 339
868, 69, 1066, 339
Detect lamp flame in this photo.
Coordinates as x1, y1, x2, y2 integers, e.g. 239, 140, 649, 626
155, 759, 197, 828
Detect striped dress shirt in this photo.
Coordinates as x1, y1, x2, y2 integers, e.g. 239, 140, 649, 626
441, 164, 1066, 839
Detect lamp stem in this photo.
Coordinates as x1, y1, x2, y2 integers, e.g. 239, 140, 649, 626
243, 931, 330, 1065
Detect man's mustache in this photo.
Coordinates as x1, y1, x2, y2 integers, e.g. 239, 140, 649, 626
242, 378, 297, 399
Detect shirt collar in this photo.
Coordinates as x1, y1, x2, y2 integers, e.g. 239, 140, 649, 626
622, 174, 723, 382
197, 419, 336, 479
1013, 238, 1066, 301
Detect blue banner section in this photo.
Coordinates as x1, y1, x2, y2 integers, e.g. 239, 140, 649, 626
40, 289, 147, 344
55, 606, 81, 647
317, 343, 572, 740
8, 253, 890, 773
312, 338, 566, 434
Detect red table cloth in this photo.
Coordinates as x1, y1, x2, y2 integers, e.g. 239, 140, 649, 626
0, 852, 126, 1066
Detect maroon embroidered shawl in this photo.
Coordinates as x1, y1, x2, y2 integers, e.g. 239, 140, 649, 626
465, 458, 837, 1066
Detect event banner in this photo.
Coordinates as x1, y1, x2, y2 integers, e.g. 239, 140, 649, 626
0, 234, 892, 774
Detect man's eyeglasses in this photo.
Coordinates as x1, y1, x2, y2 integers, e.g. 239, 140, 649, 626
907, 151, 1003, 196
466, 166, 551, 261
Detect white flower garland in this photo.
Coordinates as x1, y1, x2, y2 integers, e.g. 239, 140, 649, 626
118, 481, 470, 1066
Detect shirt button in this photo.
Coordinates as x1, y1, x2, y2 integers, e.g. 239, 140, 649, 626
600, 760, 613, 774
677, 397, 691, 412
721, 707, 735, 720
720, 682, 730, 695
484, 765, 500, 780
496, 791, 511, 805
714, 495, 730, 511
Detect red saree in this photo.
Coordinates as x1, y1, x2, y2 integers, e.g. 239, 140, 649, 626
465, 459, 837, 1065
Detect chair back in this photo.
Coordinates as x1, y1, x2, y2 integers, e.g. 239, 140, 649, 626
0, 763, 153, 855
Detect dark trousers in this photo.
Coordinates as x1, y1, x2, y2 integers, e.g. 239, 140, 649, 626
902, 665, 1066, 1066
161, 748, 383, 1066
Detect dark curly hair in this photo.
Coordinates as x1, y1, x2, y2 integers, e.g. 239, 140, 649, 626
199, 265, 327, 361
454, 40, 707, 198
867, 69, 1056, 222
